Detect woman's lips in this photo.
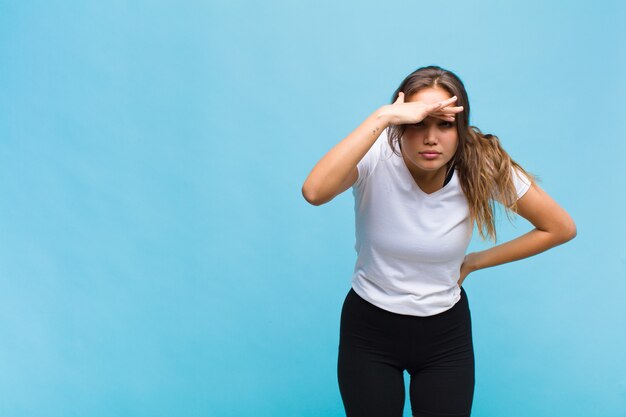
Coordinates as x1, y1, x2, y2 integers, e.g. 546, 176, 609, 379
420, 152, 440, 160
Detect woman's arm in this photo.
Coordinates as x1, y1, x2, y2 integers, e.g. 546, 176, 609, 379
301, 107, 391, 206
460, 182, 577, 281
301, 93, 462, 206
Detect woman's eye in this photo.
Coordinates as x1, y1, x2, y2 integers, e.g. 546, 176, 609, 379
441, 122, 453, 127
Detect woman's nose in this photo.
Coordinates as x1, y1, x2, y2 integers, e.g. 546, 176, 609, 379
424, 130, 438, 144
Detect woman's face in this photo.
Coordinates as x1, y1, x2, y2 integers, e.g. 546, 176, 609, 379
401, 87, 459, 178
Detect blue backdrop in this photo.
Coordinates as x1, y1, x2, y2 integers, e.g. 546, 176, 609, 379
1, 1, 625, 416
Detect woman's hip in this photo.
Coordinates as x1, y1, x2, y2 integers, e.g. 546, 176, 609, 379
339, 287, 472, 345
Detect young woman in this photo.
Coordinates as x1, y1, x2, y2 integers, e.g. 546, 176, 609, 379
301, 65, 576, 417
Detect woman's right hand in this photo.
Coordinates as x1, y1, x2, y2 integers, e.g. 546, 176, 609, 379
382, 92, 464, 126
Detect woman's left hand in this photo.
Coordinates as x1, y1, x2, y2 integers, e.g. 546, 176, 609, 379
457, 252, 480, 287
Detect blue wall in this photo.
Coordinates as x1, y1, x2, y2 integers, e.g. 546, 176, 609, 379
1, 1, 625, 416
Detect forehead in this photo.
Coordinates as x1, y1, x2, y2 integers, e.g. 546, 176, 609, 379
407, 87, 452, 104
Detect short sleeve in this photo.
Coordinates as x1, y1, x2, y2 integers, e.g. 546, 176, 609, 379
353, 128, 389, 189
512, 166, 532, 199
493, 166, 532, 204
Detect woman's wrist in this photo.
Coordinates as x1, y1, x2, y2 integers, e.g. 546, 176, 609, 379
374, 105, 394, 127
465, 252, 483, 272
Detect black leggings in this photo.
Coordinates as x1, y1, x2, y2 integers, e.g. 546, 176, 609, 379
337, 287, 475, 417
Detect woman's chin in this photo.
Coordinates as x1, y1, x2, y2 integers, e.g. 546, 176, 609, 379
411, 160, 445, 172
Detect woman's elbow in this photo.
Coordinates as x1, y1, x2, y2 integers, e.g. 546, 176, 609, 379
558, 218, 577, 243
301, 184, 326, 206
565, 221, 577, 241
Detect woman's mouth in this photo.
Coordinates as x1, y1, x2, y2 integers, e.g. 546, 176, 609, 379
419, 152, 441, 160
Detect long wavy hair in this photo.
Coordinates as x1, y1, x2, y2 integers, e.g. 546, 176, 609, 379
387, 65, 539, 243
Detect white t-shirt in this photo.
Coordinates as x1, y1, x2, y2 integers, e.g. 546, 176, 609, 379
350, 127, 531, 316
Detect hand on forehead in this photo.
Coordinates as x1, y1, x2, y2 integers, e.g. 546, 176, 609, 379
407, 87, 453, 105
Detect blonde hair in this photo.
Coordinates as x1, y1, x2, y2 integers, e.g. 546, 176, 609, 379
387, 65, 540, 243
